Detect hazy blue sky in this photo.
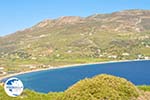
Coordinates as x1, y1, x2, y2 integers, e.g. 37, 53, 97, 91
0, 0, 150, 36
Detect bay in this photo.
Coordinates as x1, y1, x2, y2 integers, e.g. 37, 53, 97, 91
14, 60, 150, 93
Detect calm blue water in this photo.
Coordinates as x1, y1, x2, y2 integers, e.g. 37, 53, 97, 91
10, 60, 150, 93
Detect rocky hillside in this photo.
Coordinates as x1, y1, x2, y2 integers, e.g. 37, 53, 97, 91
0, 9, 150, 72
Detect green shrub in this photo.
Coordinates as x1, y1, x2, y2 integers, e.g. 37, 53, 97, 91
60, 74, 140, 100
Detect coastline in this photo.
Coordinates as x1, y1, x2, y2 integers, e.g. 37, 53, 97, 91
0, 59, 149, 81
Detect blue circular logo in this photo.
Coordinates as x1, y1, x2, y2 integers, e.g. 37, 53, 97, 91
4, 77, 24, 97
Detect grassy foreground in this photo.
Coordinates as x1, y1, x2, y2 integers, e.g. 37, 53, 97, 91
137, 85, 150, 92
0, 74, 150, 100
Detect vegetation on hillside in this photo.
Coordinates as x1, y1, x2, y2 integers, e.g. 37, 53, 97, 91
138, 85, 150, 91
59, 74, 140, 100
0, 10, 150, 75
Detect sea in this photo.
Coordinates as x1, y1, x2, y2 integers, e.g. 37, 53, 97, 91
5, 60, 150, 93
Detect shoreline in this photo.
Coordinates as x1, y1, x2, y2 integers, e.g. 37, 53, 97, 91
0, 59, 149, 81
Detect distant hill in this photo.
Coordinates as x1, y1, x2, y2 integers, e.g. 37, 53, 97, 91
0, 9, 150, 72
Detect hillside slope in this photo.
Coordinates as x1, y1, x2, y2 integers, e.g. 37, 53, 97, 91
0, 9, 150, 73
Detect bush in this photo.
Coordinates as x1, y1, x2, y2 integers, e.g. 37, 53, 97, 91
60, 74, 140, 100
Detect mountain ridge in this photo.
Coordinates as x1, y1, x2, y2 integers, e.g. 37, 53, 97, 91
21, 9, 150, 33
1, 9, 150, 37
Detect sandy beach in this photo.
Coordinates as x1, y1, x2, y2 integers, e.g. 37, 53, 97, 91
0, 59, 149, 81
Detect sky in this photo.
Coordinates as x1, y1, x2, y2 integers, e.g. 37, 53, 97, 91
0, 0, 150, 36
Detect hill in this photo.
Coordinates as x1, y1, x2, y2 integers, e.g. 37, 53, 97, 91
0, 9, 150, 73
